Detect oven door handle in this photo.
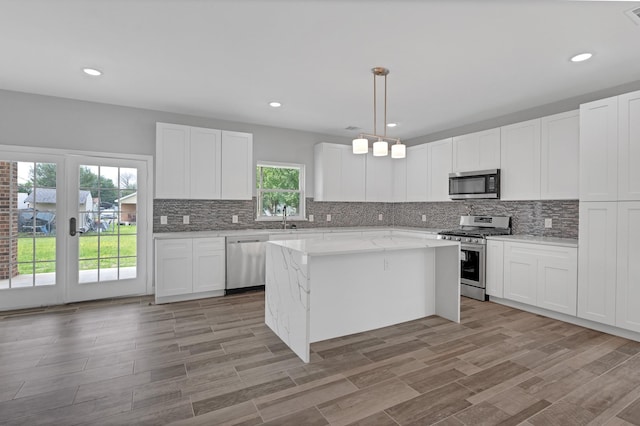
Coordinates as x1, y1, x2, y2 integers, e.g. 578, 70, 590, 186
460, 244, 484, 252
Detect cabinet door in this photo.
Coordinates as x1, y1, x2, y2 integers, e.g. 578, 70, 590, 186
503, 244, 538, 305
365, 153, 393, 202
314, 143, 342, 201
579, 97, 618, 201
452, 128, 500, 172
406, 144, 429, 201
341, 147, 366, 201
616, 202, 640, 332
536, 248, 577, 316
193, 238, 226, 293
578, 202, 617, 325
427, 138, 452, 201
156, 123, 190, 198
392, 158, 407, 202
486, 240, 504, 298
155, 239, 193, 297
541, 111, 579, 200
500, 119, 541, 200
190, 127, 222, 199
618, 91, 640, 201
221, 131, 253, 200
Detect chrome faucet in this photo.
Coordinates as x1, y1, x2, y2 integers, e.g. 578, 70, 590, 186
282, 205, 287, 230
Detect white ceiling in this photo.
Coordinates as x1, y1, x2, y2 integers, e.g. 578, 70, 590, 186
2, 0, 640, 140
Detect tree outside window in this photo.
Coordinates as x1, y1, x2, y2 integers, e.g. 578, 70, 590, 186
256, 162, 305, 220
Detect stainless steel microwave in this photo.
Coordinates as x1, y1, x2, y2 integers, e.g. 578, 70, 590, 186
449, 169, 500, 200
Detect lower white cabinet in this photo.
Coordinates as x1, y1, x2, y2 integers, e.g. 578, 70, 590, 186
616, 202, 640, 332
155, 237, 225, 303
486, 240, 504, 297
502, 241, 577, 316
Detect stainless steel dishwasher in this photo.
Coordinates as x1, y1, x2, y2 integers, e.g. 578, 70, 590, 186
225, 235, 269, 294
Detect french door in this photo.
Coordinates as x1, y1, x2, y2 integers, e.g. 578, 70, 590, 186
0, 148, 150, 311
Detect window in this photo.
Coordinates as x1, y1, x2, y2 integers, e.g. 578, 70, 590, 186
256, 162, 305, 220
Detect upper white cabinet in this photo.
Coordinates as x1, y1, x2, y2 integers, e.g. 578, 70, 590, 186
577, 202, 617, 325
221, 131, 253, 200
541, 111, 580, 200
156, 123, 252, 200
427, 138, 453, 201
314, 143, 365, 202
579, 97, 618, 201
156, 123, 222, 199
618, 91, 640, 201
405, 144, 429, 201
500, 119, 541, 200
452, 128, 500, 173
392, 158, 407, 202
366, 153, 393, 202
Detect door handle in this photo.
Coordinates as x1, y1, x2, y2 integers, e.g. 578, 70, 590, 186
69, 218, 77, 236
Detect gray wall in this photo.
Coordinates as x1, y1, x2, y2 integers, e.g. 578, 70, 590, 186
0, 89, 350, 197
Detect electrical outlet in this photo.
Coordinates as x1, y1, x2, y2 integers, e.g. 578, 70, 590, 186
326, 214, 331, 222
422, 214, 427, 222
160, 216, 167, 225
183, 215, 190, 225
232, 215, 238, 224
308, 214, 314, 222
378, 214, 383, 221
544, 218, 552, 228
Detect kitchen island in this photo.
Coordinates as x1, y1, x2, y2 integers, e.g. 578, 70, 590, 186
265, 236, 460, 362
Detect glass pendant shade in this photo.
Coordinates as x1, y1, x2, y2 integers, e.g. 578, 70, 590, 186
391, 143, 406, 159
352, 138, 369, 154
373, 140, 388, 156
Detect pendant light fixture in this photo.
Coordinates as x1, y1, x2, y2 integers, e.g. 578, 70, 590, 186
352, 67, 406, 159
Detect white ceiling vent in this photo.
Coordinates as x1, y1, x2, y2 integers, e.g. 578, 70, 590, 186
625, 6, 640, 26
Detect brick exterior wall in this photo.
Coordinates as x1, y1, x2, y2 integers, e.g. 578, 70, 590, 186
0, 162, 19, 279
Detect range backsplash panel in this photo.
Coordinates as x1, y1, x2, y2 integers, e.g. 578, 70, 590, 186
153, 198, 579, 238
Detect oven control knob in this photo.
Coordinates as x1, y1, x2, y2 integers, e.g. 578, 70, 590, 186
455, 237, 461, 241
465, 238, 471, 242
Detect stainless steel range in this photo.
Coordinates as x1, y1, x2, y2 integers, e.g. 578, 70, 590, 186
437, 215, 511, 301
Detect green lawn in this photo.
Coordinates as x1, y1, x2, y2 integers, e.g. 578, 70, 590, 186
17, 224, 137, 274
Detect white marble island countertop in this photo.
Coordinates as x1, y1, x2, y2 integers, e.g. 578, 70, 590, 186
267, 236, 459, 256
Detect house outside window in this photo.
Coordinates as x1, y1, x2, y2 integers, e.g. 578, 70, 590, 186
256, 162, 305, 220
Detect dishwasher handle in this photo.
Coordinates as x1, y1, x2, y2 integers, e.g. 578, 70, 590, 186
226, 235, 269, 245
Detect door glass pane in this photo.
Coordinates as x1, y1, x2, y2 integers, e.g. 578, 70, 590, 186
0, 161, 57, 290
78, 164, 137, 283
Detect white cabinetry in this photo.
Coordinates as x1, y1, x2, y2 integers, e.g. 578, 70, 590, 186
618, 91, 640, 201
541, 111, 580, 199
579, 97, 618, 201
221, 131, 253, 200
155, 237, 226, 303
156, 123, 252, 200
406, 144, 429, 201
452, 128, 500, 172
366, 153, 393, 202
392, 158, 407, 202
314, 143, 365, 202
577, 202, 617, 325
427, 138, 453, 201
156, 123, 222, 199
503, 241, 577, 316
486, 240, 504, 297
616, 202, 640, 332
500, 119, 541, 200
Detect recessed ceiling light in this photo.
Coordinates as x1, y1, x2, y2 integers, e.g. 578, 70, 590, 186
269, 101, 282, 108
387, 123, 398, 128
83, 68, 102, 76
570, 53, 593, 63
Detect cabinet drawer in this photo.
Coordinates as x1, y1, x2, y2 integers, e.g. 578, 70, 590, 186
193, 237, 225, 251
504, 242, 574, 260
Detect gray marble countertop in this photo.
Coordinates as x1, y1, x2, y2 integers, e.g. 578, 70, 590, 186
267, 236, 459, 256
153, 226, 444, 240
486, 235, 578, 248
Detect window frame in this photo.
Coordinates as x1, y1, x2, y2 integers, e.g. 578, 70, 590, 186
256, 161, 305, 221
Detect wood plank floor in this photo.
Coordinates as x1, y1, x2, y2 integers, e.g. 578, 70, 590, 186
2, 292, 640, 425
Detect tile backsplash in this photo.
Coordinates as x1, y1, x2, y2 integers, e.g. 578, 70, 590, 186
153, 198, 579, 238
